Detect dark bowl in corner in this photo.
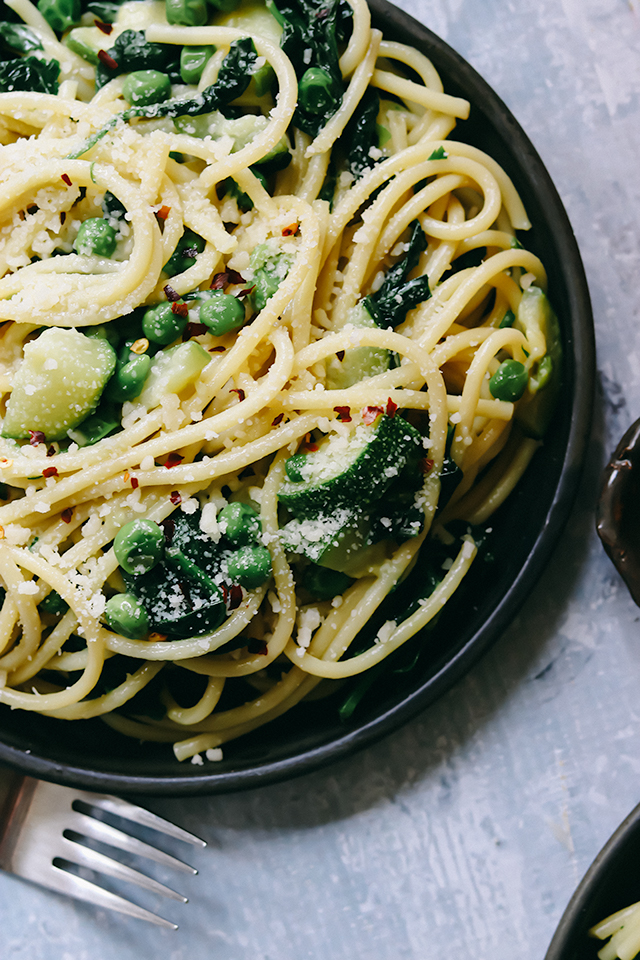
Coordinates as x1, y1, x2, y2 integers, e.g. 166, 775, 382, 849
597, 417, 640, 607
0, 0, 595, 796
545, 802, 640, 960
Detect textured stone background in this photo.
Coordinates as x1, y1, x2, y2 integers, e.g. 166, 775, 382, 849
5, 1, 640, 957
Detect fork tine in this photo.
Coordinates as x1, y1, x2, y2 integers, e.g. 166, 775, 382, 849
46, 864, 179, 929
74, 792, 206, 847
64, 810, 197, 874
58, 834, 188, 901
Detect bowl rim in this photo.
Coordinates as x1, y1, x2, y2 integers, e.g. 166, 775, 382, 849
544, 801, 640, 960
0, 0, 596, 796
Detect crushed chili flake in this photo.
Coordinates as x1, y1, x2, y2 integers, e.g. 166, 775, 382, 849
271, 413, 285, 426
333, 405, 352, 422
60, 173, 72, 186
171, 301, 189, 317
131, 477, 139, 489
420, 457, 434, 474
228, 585, 243, 610
282, 222, 299, 236
148, 632, 167, 643
47, 445, 56, 457
248, 638, 268, 655
161, 517, 175, 543
235, 285, 255, 299
362, 405, 384, 425
209, 345, 226, 352
230, 388, 245, 402
97, 49, 118, 69
28, 430, 46, 446
156, 205, 171, 220
211, 269, 245, 289
26, 204, 38, 215
336, 350, 345, 362
95, 19, 113, 33
42, 466, 58, 479
164, 453, 184, 468
61, 507, 74, 523
184, 321, 207, 339
130, 337, 148, 354
386, 397, 398, 418
305, 442, 319, 452
123, 471, 130, 482
163, 283, 181, 302
170, 490, 182, 505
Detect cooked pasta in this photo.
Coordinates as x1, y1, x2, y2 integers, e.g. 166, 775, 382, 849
590, 901, 640, 960
0, 0, 561, 761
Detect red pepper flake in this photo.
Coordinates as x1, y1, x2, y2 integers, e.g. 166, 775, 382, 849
209, 345, 226, 352
230, 388, 245, 402
248, 638, 268, 655
28, 430, 46, 446
148, 632, 167, 643
228, 585, 243, 610
170, 490, 182, 505
184, 321, 208, 339
220, 583, 228, 603
95, 19, 113, 33
271, 413, 285, 426
61, 173, 72, 186
164, 453, 184, 469
171, 301, 189, 317
123, 471, 130, 482
42, 466, 58, 479
156, 205, 171, 220
420, 457, 434, 474
131, 476, 139, 489
163, 283, 181, 302
333, 405, 352, 423
47, 445, 56, 457
61, 507, 74, 523
305, 442, 319, 452
211, 269, 245, 289
26, 204, 38, 215
236, 285, 255, 300
282, 222, 299, 236
362, 405, 384, 425
336, 350, 345, 362
97, 49, 118, 70
386, 397, 398, 418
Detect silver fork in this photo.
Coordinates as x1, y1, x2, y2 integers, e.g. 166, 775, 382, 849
0, 767, 206, 929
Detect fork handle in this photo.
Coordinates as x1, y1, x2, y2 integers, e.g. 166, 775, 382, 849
0, 767, 34, 869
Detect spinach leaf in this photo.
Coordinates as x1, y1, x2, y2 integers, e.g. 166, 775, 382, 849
0, 57, 59, 94
85, 0, 125, 20
344, 86, 379, 179
70, 37, 257, 158
268, 0, 344, 136
363, 220, 431, 328
95, 29, 179, 88
0, 22, 43, 55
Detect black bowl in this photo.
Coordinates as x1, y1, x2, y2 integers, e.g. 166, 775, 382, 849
596, 416, 640, 607
0, 0, 595, 795
545, 803, 640, 960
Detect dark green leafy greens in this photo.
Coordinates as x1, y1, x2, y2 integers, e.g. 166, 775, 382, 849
95, 29, 180, 88
344, 87, 380, 178
0, 22, 43, 55
363, 220, 431, 328
69, 37, 258, 158
0, 56, 59, 94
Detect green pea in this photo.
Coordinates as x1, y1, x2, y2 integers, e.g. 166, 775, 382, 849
166, 0, 207, 25
163, 229, 205, 277
219, 502, 261, 547
180, 45, 214, 84
253, 62, 276, 98
104, 592, 149, 639
226, 545, 272, 589
37, 0, 80, 33
114, 518, 164, 575
298, 67, 338, 115
142, 302, 188, 345
489, 359, 528, 402
106, 353, 151, 402
250, 266, 281, 312
74, 218, 117, 257
39, 590, 69, 616
199, 292, 246, 336
122, 69, 171, 106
